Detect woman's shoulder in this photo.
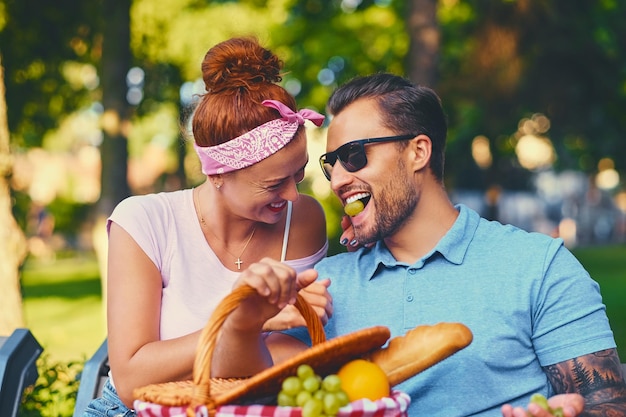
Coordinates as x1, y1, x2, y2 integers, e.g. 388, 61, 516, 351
293, 193, 324, 215
292, 194, 326, 230
109, 190, 189, 228
113, 190, 187, 212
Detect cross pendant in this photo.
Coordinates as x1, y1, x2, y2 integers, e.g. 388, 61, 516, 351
235, 258, 243, 270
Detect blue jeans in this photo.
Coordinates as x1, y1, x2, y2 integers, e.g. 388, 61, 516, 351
81, 378, 136, 417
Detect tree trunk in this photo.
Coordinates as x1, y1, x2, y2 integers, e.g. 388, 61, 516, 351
0, 53, 27, 334
93, 0, 132, 314
405, 0, 440, 87
99, 0, 132, 216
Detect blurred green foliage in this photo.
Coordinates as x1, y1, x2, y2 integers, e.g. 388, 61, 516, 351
2, 0, 626, 239
0, 0, 101, 148
20, 354, 82, 417
11, 190, 93, 244
438, 0, 626, 190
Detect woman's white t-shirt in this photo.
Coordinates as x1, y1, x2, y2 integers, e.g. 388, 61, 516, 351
107, 188, 328, 340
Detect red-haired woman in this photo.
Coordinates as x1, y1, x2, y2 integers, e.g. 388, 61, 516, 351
83, 37, 330, 416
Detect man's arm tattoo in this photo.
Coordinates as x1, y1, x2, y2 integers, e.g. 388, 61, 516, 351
543, 348, 626, 416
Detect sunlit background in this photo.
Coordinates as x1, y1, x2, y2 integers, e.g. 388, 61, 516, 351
2, 4, 626, 407
3, 0, 625, 260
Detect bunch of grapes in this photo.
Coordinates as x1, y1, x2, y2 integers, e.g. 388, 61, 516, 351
277, 364, 350, 417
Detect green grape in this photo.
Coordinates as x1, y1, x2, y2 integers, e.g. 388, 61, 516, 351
277, 363, 352, 416
302, 375, 321, 392
277, 391, 296, 407
323, 393, 342, 415
322, 374, 342, 393
335, 390, 350, 407
344, 200, 364, 216
296, 390, 313, 407
529, 394, 549, 410
281, 376, 302, 396
530, 393, 564, 417
297, 364, 315, 380
313, 389, 326, 401
302, 398, 324, 417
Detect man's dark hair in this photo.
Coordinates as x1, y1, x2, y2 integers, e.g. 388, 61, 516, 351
327, 73, 448, 181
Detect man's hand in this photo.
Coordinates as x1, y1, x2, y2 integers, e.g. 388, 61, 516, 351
501, 393, 584, 417
298, 277, 332, 324
263, 278, 333, 330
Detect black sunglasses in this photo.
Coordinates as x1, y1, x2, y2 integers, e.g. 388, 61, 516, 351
319, 134, 418, 180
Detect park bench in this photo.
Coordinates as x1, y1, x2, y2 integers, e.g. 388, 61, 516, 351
73, 338, 109, 417
0, 328, 43, 417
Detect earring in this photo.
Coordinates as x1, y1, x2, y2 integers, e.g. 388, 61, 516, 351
215, 183, 222, 190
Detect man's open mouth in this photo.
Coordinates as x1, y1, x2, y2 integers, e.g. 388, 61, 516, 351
344, 193, 371, 216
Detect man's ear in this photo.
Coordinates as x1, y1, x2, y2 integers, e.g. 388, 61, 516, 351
409, 134, 432, 172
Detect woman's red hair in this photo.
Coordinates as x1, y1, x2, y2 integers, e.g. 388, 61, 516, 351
192, 37, 298, 147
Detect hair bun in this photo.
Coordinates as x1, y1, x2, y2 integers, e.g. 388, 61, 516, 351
201, 37, 282, 94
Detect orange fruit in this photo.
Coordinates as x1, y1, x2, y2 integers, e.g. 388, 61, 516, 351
336, 359, 390, 402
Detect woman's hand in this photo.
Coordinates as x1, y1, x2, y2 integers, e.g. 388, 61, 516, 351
263, 278, 332, 330
215, 258, 316, 377
501, 394, 585, 417
229, 258, 319, 331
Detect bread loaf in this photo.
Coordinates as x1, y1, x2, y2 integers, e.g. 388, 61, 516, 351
367, 322, 473, 386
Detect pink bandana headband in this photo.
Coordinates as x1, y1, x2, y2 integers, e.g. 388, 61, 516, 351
194, 100, 325, 175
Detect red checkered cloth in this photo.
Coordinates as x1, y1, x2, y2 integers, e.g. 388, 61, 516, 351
134, 390, 410, 417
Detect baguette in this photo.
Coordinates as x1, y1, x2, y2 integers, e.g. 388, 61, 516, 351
366, 322, 473, 386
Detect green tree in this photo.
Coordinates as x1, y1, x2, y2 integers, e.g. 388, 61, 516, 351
438, 0, 626, 190
0, 0, 117, 327
0, 0, 100, 148
0, 52, 27, 333
406, 0, 440, 87
92, 0, 133, 302
0, 0, 99, 333
99, 0, 132, 217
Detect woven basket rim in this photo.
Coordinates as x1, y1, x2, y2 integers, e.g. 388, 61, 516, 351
134, 326, 391, 408
212, 325, 390, 405
134, 285, 391, 411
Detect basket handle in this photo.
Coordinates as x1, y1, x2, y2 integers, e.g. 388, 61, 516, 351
189, 284, 326, 411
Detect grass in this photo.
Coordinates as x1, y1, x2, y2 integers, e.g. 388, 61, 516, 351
21, 253, 106, 363
571, 244, 626, 360
20, 245, 626, 363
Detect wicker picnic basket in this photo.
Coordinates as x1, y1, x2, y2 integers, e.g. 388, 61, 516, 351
133, 284, 410, 417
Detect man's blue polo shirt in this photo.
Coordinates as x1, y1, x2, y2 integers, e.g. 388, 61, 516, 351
288, 204, 615, 416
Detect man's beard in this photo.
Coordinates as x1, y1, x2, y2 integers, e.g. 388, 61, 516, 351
355, 161, 417, 244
